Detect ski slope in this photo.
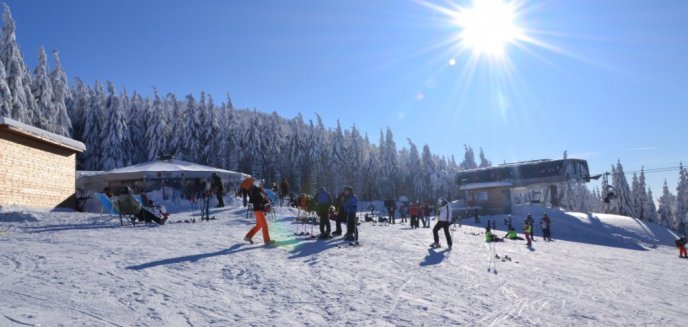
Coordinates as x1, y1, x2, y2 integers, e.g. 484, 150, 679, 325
0, 201, 684, 326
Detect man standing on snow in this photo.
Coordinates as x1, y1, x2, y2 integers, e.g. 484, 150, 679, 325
244, 179, 274, 246
315, 187, 333, 239
210, 172, 224, 208
431, 200, 453, 249
676, 236, 687, 258
342, 186, 358, 243
541, 213, 552, 241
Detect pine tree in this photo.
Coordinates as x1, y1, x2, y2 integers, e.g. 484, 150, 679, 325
675, 164, 688, 232
0, 60, 11, 118
658, 180, 676, 229
1, 4, 36, 124
166, 93, 183, 158
461, 145, 477, 170
421, 144, 436, 201
126, 92, 146, 163
478, 148, 491, 168
79, 81, 105, 170
144, 88, 168, 161
611, 161, 634, 217
30, 47, 52, 130
644, 188, 658, 223
181, 94, 202, 162
99, 82, 131, 170
381, 127, 400, 199
49, 50, 72, 137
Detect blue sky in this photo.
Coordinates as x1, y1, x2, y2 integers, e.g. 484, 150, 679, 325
7, 0, 687, 196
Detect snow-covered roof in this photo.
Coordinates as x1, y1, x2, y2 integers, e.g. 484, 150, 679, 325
87, 158, 249, 181
459, 181, 513, 190
0, 116, 86, 152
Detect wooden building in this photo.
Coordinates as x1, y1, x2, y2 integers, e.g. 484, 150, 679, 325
0, 117, 86, 209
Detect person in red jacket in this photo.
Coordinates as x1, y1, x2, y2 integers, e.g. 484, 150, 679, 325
676, 236, 687, 258
409, 201, 420, 229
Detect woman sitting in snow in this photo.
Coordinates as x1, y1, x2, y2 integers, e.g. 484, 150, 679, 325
485, 226, 503, 242
117, 187, 168, 225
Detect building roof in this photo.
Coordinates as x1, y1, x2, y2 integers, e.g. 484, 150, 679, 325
84, 158, 249, 182
459, 181, 513, 191
0, 116, 86, 152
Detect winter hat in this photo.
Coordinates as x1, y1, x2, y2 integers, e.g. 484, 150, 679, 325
253, 179, 262, 187
344, 186, 353, 192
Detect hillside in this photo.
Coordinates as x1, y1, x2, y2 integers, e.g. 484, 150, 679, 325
0, 201, 684, 326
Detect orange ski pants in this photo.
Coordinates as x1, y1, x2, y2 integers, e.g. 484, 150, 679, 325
246, 210, 271, 243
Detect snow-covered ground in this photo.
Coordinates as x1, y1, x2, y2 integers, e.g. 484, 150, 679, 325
0, 200, 685, 326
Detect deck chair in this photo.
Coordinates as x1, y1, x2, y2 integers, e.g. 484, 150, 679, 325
96, 193, 119, 218
117, 198, 140, 226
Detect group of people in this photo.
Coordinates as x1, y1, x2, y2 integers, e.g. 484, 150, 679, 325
313, 186, 359, 242
485, 213, 553, 247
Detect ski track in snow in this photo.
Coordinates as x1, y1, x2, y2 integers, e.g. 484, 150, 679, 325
0, 202, 685, 326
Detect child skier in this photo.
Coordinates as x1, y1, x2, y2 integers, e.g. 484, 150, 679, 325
676, 236, 687, 258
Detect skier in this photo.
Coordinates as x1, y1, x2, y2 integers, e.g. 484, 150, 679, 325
676, 236, 687, 258
332, 190, 346, 236
473, 209, 480, 224
341, 186, 358, 243
502, 227, 524, 240
524, 220, 533, 247
485, 226, 503, 242
541, 213, 552, 241
239, 177, 254, 207
210, 172, 224, 208
314, 187, 332, 239
244, 179, 274, 246
422, 202, 430, 228
431, 200, 453, 249
525, 214, 535, 241
409, 201, 420, 229
279, 179, 289, 206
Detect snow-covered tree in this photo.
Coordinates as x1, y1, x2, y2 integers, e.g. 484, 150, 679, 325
30, 47, 51, 130
381, 127, 400, 199
49, 50, 72, 137
181, 94, 202, 162
478, 148, 491, 168
79, 81, 105, 170
644, 188, 658, 224
657, 180, 676, 229
675, 164, 688, 233
99, 82, 131, 170
0, 60, 12, 118
461, 145, 477, 170
144, 88, 168, 161
631, 169, 649, 220
610, 161, 634, 217
0, 4, 36, 124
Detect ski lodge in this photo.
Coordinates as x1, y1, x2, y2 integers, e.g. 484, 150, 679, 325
455, 159, 592, 215
0, 116, 86, 209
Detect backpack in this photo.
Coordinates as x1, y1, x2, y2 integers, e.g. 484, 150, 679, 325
677, 237, 687, 247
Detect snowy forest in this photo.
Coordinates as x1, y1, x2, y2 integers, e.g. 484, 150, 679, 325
0, 4, 686, 233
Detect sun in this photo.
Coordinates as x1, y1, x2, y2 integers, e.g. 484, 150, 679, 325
455, 0, 523, 59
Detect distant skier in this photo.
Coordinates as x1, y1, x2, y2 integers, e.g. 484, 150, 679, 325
524, 220, 533, 247
473, 209, 480, 224
525, 214, 535, 241
431, 200, 453, 249
541, 213, 552, 241
503, 226, 524, 240
210, 172, 224, 208
485, 226, 503, 242
409, 201, 420, 229
676, 236, 687, 258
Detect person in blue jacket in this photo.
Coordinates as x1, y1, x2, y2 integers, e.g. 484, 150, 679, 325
341, 186, 359, 243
